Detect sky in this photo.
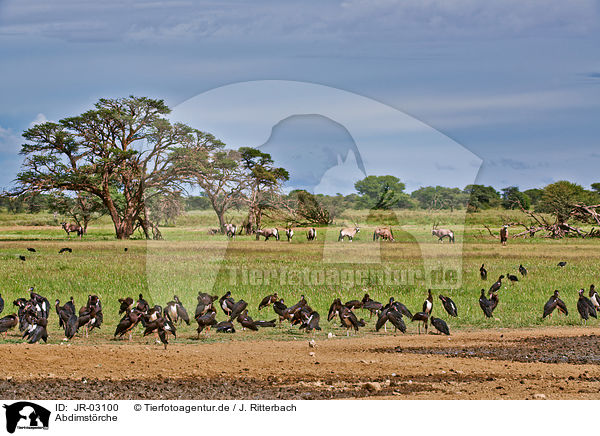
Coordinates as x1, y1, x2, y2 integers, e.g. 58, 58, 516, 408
1, 0, 599, 195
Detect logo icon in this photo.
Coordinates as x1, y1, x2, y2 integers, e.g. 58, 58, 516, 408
3, 402, 50, 433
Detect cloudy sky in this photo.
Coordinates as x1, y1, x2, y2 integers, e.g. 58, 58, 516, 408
1, 0, 599, 194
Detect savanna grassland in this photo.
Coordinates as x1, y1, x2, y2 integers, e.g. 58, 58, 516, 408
2, 209, 600, 400
1, 208, 599, 344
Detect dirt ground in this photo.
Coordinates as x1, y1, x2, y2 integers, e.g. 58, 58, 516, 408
1, 327, 600, 400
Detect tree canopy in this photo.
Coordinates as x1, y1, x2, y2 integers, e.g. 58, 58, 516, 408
15, 96, 189, 239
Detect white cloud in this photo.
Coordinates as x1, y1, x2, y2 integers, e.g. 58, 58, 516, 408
28, 113, 49, 128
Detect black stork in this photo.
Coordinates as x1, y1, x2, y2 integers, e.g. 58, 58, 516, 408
507, 273, 519, 282
299, 311, 322, 333
228, 299, 248, 322
26, 248, 36, 253
480, 264, 487, 280
385, 297, 413, 319
339, 306, 364, 336
577, 289, 597, 325
557, 261, 567, 267
0, 294, 4, 315
479, 289, 493, 318
422, 289, 433, 315
488, 275, 504, 295
430, 316, 450, 335
0, 314, 18, 339
439, 295, 458, 317
589, 285, 600, 312
387, 310, 406, 333
236, 310, 259, 331
273, 299, 287, 324
114, 309, 142, 341
258, 293, 278, 310
219, 291, 235, 317
519, 264, 528, 276
195, 307, 218, 336
375, 305, 406, 334
58, 247, 72, 253
118, 297, 134, 314
542, 291, 559, 318
136, 293, 149, 313
215, 320, 236, 333
411, 312, 429, 334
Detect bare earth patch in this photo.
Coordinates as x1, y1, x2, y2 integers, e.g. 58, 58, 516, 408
1, 327, 600, 400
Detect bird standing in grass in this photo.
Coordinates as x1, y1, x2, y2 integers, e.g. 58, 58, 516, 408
0, 314, 18, 338
439, 295, 457, 317
519, 264, 527, 277
422, 289, 433, 315
480, 264, 487, 280
577, 289, 597, 325
543, 291, 559, 318
488, 275, 504, 295
588, 285, 600, 311
258, 293, 278, 311
507, 273, 519, 282
557, 261, 567, 267
479, 289, 493, 318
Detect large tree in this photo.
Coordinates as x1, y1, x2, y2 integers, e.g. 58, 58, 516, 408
238, 147, 289, 233
501, 186, 530, 210
172, 131, 247, 232
354, 175, 409, 210
464, 184, 501, 211
411, 186, 467, 211
15, 96, 188, 239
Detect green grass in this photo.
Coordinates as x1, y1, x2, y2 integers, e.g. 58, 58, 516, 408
0, 209, 599, 345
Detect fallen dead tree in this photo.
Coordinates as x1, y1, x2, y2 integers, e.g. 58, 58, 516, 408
480, 201, 600, 240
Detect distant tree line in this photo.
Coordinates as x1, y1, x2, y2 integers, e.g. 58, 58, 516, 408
2, 95, 599, 239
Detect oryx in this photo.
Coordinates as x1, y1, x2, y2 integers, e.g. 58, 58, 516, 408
339, 227, 360, 242
431, 223, 454, 243
373, 227, 394, 241
256, 228, 279, 241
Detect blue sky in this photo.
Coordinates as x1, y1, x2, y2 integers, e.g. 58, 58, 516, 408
1, 0, 599, 194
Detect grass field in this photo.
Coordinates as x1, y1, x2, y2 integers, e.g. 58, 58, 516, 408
0, 209, 599, 345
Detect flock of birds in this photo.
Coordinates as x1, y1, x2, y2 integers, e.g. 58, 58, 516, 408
14, 246, 73, 262
478, 262, 600, 322
2, 258, 600, 348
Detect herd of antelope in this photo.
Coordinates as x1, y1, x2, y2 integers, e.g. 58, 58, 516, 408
60, 218, 456, 244
214, 223, 457, 243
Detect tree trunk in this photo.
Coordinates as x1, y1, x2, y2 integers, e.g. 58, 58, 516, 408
217, 209, 227, 233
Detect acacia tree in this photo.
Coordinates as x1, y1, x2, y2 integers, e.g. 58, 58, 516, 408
14, 96, 189, 239
172, 131, 247, 232
238, 147, 289, 233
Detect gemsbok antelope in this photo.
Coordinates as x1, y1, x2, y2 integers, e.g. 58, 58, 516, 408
373, 227, 394, 241
285, 227, 294, 242
431, 223, 454, 243
255, 228, 279, 241
224, 223, 237, 239
307, 227, 317, 241
61, 222, 83, 238
338, 227, 360, 242
500, 224, 508, 246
